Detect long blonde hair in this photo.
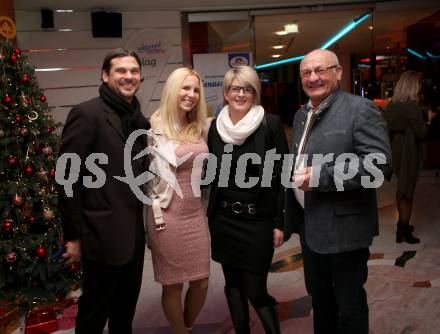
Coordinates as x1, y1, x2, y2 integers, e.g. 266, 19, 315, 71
391, 71, 423, 103
151, 68, 207, 143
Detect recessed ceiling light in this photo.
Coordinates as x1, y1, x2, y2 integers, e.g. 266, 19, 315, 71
284, 23, 298, 33
271, 54, 281, 58
272, 45, 284, 49
275, 30, 288, 36
369, 25, 373, 30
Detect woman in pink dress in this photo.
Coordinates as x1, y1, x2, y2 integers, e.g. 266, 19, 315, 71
146, 68, 210, 334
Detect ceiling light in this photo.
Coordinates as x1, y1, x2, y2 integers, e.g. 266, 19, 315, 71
274, 30, 288, 36
271, 54, 281, 58
369, 26, 373, 30
272, 45, 284, 49
284, 23, 298, 33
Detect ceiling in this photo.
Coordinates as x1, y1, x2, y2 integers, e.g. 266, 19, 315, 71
14, 0, 440, 66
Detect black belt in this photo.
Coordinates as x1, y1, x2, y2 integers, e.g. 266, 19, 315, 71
220, 200, 256, 215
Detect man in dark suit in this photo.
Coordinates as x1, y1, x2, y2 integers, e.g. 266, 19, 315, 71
57, 48, 150, 333
286, 49, 391, 333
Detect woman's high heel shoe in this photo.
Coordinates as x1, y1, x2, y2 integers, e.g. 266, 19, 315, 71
396, 222, 420, 244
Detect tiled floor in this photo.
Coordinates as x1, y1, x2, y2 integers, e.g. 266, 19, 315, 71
14, 172, 440, 333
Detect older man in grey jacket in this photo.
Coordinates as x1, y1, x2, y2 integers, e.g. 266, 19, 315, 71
286, 49, 391, 334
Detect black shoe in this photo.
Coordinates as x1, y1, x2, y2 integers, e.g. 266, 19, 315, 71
397, 223, 420, 244
255, 303, 281, 334
224, 287, 250, 334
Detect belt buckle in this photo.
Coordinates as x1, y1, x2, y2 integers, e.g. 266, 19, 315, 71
231, 202, 243, 214
156, 223, 166, 231
248, 204, 256, 215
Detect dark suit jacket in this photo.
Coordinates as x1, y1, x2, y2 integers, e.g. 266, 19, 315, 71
286, 90, 392, 254
58, 97, 145, 265
206, 113, 290, 235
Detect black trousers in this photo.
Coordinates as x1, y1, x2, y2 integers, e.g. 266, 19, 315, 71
75, 224, 145, 334
222, 263, 276, 308
301, 241, 370, 334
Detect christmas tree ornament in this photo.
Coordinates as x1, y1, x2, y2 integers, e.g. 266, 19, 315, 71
22, 203, 33, 217
15, 114, 23, 123
46, 127, 54, 135
14, 47, 22, 56
39, 95, 47, 102
33, 140, 41, 153
2, 94, 12, 103
12, 194, 24, 206
37, 167, 47, 180
5, 252, 17, 263
48, 169, 56, 178
29, 215, 37, 224
42, 145, 53, 156
6, 155, 18, 167
19, 91, 28, 106
19, 224, 28, 233
11, 54, 18, 62
43, 208, 54, 220
20, 126, 29, 136
21, 73, 30, 83
24, 165, 33, 175
27, 110, 39, 121
2, 219, 14, 231
0, 129, 5, 137
36, 246, 47, 258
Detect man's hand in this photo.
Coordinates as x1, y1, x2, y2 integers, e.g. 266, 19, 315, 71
292, 166, 313, 191
273, 228, 284, 248
62, 240, 82, 263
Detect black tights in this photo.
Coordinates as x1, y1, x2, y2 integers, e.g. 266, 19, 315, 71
222, 263, 275, 308
396, 190, 413, 225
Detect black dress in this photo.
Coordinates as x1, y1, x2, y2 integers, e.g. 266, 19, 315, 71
207, 114, 289, 274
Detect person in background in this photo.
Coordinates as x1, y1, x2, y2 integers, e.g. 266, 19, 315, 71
206, 65, 289, 334
58, 48, 150, 333
145, 67, 210, 334
285, 49, 391, 334
385, 70, 435, 244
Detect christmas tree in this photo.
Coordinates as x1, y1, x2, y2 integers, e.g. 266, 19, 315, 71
0, 40, 80, 309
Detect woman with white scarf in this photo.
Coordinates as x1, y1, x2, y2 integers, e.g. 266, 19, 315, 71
206, 66, 289, 333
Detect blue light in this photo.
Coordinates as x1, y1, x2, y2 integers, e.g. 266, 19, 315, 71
406, 48, 427, 60
426, 52, 440, 59
255, 55, 304, 70
255, 11, 371, 70
321, 13, 371, 49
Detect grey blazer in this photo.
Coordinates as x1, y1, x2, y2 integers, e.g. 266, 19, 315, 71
285, 89, 392, 254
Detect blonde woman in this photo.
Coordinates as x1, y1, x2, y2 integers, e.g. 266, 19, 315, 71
385, 70, 434, 244
206, 66, 289, 333
146, 68, 209, 334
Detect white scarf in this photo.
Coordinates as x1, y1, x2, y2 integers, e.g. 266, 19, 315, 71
216, 104, 265, 145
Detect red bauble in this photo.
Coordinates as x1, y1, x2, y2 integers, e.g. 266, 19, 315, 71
11, 54, 18, 62
6, 156, 18, 167
2, 219, 13, 232
42, 145, 53, 156
5, 252, 17, 263
14, 48, 22, 56
69, 262, 80, 273
33, 141, 41, 153
39, 95, 47, 102
2, 95, 12, 104
21, 74, 30, 83
48, 169, 56, 178
12, 194, 24, 206
36, 246, 46, 258
29, 216, 37, 224
24, 165, 33, 175
15, 115, 23, 123
46, 127, 54, 135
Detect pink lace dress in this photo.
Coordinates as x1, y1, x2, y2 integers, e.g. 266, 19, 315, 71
146, 140, 210, 285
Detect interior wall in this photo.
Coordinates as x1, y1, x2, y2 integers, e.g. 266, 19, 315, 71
14, 9, 183, 125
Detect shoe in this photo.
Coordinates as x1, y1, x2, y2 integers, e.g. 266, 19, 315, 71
396, 222, 420, 244
255, 302, 281, 334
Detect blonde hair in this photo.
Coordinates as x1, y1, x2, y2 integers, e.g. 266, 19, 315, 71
222, 65, 261, 106
151, 68, 207, 143
391, 71, 423, 103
